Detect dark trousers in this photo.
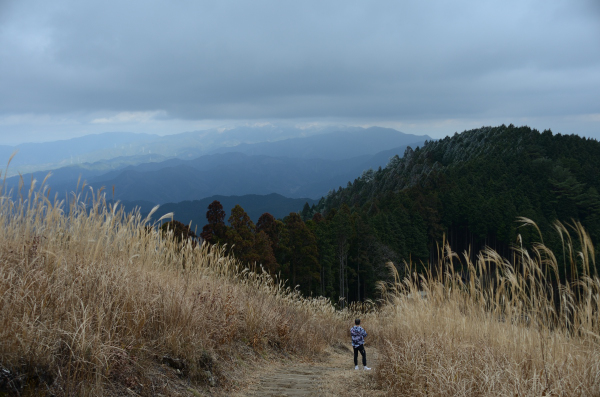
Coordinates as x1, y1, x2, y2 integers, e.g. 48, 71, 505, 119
353, 344, 367, 366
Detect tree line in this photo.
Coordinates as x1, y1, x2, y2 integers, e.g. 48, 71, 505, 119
163, 125, 600, 305
314, 125, 600, 286
161, 198, 386, 306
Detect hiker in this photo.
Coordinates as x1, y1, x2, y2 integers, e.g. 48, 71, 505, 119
350, 319, 371, 370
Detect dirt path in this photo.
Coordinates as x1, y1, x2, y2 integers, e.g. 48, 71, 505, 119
234, 345, 383, 397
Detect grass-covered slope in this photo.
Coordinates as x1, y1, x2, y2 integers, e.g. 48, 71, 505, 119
2, 127, 600, 396
370, 218, 600, 396
0, 186, 345, 396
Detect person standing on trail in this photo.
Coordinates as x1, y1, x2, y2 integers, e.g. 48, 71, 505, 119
351, 319, 371, 370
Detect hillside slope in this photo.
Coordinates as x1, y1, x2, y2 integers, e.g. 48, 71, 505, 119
319, 125, 600, 245
2, 155, 599, 396
303, 125, 600, 303
0, 190, 344, 396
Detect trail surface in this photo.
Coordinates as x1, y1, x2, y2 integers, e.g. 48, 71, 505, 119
235, 345, 382, 397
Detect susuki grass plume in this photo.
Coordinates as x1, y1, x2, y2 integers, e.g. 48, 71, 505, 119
373, 218, 600, 396
0, 176, 346, 395
2, 160, 599, 396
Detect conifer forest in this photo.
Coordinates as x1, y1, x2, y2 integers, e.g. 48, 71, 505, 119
161, 125, 600, 305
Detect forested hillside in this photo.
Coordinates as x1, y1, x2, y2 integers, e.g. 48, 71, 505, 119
195, 125, 600, 306
310, 124, 600, 302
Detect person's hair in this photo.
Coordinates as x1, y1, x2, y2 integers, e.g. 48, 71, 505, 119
355, 318, 361, 325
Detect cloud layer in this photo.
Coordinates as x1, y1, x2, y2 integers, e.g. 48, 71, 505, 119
1, 0, 599, 143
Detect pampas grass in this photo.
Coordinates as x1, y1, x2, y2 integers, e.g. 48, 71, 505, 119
372, 219, 600, 396
0, 177, 345, 395
2, 161, 599, 396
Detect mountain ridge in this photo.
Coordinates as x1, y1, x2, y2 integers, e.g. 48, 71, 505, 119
4, 144, 427, 203
1, 125, 429, 177
211, 126, 431, 160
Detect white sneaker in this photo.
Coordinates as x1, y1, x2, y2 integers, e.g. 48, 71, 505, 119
363, 366, 371, 371
354, 365, 359, 370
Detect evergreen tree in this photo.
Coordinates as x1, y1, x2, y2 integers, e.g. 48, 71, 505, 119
227, 204, 257, 263
160, 220, 197, 244
301, 202, 312, 221
200, 200, 227, 244
254, 230, 278, 273
283, 212, 320, 295
257, 213, 280, 251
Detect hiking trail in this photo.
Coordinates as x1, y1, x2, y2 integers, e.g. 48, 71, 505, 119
233, 345, 383, 397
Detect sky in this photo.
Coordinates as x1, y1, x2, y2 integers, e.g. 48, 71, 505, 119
0, 0, 599, 145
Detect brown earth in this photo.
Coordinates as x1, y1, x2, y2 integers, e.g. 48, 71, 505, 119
230, 345, 384, 397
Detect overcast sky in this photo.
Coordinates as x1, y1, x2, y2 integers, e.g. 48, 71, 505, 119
0, 0, 599, 145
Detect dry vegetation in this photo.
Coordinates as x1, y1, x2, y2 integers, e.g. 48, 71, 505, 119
0, 176, 346, 396
372, 219, 600, 396
1, 169, 600, 396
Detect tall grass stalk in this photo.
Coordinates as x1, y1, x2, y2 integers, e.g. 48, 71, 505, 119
374, 220, 600, 396
0, 180, 345, 395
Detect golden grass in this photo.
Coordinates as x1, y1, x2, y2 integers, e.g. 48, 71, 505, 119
2, 167, 600, 396
0, 180, 346, 395
372, 221, 600, 396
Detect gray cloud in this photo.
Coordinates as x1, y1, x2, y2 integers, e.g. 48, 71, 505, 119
0, 0, 599, 142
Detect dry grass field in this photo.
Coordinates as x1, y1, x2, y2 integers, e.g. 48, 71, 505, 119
0, 176, 346, 395
1, 171, 599, 396
372, 220, 600, 396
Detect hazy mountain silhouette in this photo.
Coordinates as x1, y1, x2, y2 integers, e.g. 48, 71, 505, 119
2, 125, 430, 210
4, 144, 421, 204
0, 132, 159, 170
82, 144, 421, 203
89, 153, 365, 202
0, 124, 325, 175
211, 126, 431, 160
1, 125, 429, 176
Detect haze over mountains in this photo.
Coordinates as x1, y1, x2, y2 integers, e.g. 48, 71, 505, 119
0, 132, 161, 173
210, 127, 424, 160
2, 125, 430, 225
2, 125, 412, 174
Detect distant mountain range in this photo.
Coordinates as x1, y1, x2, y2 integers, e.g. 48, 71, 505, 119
0, 132, 160, 173
210, 127, 429, 160
1, 125, 430, 175
0, 125, 345, 175
5, 144, 423, 203
2, 124, 431, 225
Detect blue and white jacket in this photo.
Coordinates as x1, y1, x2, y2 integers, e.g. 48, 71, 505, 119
350, 326, 367, 348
